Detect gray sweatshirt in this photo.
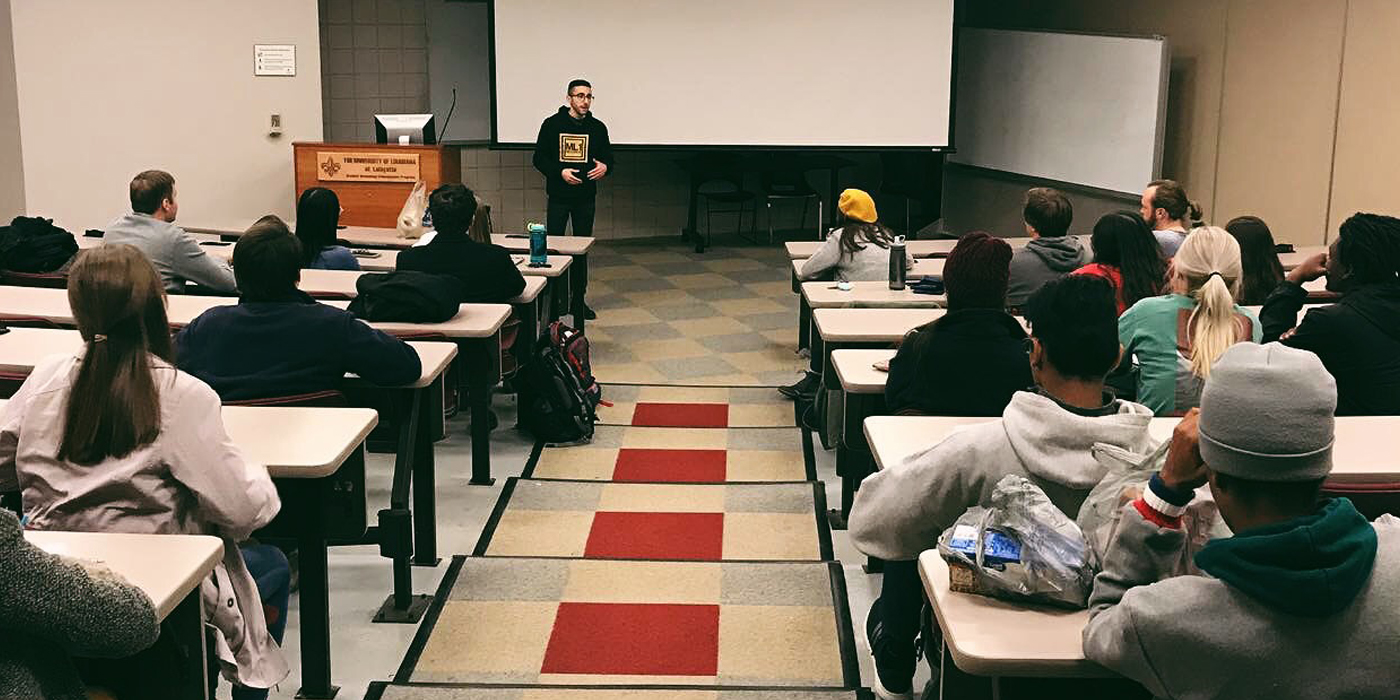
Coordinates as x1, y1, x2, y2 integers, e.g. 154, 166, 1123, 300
798, 228, 914, 282
104, 213, 237, 294
0, 510, 160, 700
1005, 236, 1091, 308
1084, 502, 1400, 700
849, 390, 1156, 561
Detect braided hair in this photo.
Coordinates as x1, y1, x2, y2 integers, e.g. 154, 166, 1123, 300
1336, 213, 1400, 286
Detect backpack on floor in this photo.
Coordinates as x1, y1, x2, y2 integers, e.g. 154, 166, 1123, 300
518, 321, 602, 445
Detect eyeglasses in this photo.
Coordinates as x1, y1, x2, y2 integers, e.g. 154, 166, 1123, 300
570, 93, 595, 101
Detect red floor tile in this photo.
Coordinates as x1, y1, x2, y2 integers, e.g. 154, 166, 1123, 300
612, 448, 728, 483
541, 601, 720, 676
631, 402, 729, 428
584, 511, 724, 561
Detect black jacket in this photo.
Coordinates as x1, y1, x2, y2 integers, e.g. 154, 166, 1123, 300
532, 107, 613, 199
395, 233, 526, 303
175, 291, 422, 401
1261, 280, 1400, 416
885, 309, 1033, 416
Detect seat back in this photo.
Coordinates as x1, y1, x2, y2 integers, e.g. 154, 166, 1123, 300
0, 270, 68, 289
1323, 480, 1400, 520
224, 389, 349, 408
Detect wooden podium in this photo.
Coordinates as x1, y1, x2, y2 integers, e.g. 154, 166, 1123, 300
293, 142, 461, 228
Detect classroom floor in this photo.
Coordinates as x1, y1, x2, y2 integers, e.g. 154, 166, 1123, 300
257, 236, 900, 700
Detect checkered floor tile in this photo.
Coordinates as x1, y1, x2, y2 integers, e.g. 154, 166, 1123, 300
394, 556, 858, 689
474, 479, 832, 562
597, 385, 797, 428
525, 425, 810, 483
587, 241, 807, 388
369, 685, 870, 699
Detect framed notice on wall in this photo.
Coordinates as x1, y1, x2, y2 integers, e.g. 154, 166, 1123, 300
254, 44, 296, 76
316, 152, 422, 182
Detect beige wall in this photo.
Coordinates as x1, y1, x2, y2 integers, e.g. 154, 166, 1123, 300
0, 0, 23, 221
952, 0, 1396, 247
8, 0, 322, 232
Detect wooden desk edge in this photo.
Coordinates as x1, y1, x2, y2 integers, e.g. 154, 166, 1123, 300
264, 409, 378, 479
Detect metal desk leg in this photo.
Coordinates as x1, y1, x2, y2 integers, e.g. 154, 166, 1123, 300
798, 295, 812, 352
295, 497, 337, 699
169, 590, 209, 699
412, 379, 443, 566
464, 336, 497, 486
571, 253, 589, 332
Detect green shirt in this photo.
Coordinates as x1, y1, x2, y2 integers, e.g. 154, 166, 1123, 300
1119, 294, 1262, 415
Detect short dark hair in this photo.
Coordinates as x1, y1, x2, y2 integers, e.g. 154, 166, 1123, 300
1336, 212, 1400, 286
1147, 179, 1204, 224
567, 79, 591, 94
1024, 274, 1120, 380
1023, 187, 1073, 238
1213, 472, 1325, 511
427, 184, 479, 237
130, 170, 175, 215
232, 215, 302, 301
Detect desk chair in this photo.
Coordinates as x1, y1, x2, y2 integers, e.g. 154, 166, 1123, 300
1324, 481, 1400, 520
760, 167, 822, 245
224, 389, 349, 408
696, 165, 758, 254
0, 270, 68, 289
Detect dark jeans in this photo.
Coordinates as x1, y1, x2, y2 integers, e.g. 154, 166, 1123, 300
547, 195, 596, 236
231, 543, 291, 700
875, 558, 924, 658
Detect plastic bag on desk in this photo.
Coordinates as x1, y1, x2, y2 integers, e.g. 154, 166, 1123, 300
1077, 441, 1231, 577
397, 180, 428, 239
936, 474, 1095, 609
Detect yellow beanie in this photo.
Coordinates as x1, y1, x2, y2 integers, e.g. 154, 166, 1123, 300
838, 189, 878, 223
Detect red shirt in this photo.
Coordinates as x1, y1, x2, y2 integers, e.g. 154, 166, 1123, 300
1073, 263, 1127, 315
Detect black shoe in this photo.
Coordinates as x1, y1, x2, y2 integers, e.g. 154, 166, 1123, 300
777, 372, 820, 400
866, 600, 916, 700
584, 305, 597, 320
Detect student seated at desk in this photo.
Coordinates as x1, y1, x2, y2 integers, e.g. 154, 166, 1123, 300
884, 232, 1031, 415
850, 275, 1155, 700
797, 189, 913, 282
295, 187, 360, 271
1224, 215, 1284, 306
396, 184, 526, 303
0, 508, 161, 700
1260, 212, 1400, 415
103, 169, 238, 295
1006, 187, 1090, 309
0, 245, 288, 699
1141, 179, 1204, 259
1083, 343, 1400, 700
1073, 211, 1167, 315
176, 217, 421, 401
1119, 226, 1260, 416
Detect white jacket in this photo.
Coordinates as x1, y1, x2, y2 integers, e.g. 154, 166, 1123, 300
849, 390, 1157, 561
0, 353, 287, 689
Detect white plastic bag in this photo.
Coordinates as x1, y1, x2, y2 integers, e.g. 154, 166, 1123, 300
1076, 441, 1232, 577
396, 180, 428, 239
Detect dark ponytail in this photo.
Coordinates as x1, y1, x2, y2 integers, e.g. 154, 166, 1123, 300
1148, 179, 1204, 227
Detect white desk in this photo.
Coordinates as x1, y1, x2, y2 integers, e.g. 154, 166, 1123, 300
831, 348, 897, 395
784, 238, 1032, 259
297, 268, 548, 303
801, 281, 945, 309
1278, 246, 1327, 270
865, 415, 1400, 484
790, 256, 945, 281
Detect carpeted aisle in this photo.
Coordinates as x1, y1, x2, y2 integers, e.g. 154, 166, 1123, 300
375, 241, 865, 698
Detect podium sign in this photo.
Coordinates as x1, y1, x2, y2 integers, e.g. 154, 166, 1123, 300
316, 151, 422, 183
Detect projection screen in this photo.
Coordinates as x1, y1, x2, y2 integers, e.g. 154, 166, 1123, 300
490, 0, 955, 148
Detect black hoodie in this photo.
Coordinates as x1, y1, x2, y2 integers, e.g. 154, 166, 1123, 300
1260, 280, 1400, 415
532, 106, 613, 200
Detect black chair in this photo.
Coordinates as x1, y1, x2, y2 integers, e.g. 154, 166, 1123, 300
759, 166, 822, 244
692, 157, 758, 254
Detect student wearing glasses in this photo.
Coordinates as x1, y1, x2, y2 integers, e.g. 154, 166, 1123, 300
533, 78, 612, 319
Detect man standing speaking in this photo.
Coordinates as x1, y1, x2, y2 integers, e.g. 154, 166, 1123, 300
533, 78, 611, 318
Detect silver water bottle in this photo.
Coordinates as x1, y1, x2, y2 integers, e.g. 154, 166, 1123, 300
889, 235, 907, 290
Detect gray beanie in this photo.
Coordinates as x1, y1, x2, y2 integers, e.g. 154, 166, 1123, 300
1198, 343, 1336, 482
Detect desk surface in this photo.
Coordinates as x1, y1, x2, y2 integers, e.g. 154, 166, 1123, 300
185, 226, 596, 256
491, 234, 594, 256
26, 530, 224, 621
918, 550, 1106, 678
1278, 246, 1327, 270
791, 257, 944, 280
223, 405, 378, 479
297, 269, 547, 303
801, 281, 945, 309
509, 255, 572, 278
0, 286, 511, 339
865, 415, 1400, 483
813, 308, 1028, 343
785, 239, 963, 259
831, 349, 897, 394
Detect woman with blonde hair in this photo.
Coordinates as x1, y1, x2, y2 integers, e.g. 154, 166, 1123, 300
0, 245, 288, 698
1119, 226, 1261, 415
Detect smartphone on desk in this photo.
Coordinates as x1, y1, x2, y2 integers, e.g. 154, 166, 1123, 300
504, 234, 530, 239
872, 359, 890, 372
352, 249, 382, 259
200, 241, 232, 247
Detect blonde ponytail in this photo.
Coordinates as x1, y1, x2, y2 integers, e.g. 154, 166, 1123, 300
1174, 226, 1246, 379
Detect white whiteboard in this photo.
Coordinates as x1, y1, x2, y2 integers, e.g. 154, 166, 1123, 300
491, 0, 954, 148
951, 29, 1168, 194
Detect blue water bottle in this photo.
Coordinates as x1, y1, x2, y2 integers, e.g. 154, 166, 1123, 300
528, 222, 548, 267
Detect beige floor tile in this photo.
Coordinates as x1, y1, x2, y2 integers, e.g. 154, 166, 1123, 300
678, 373, 765, 387
710, 297, 788, 316
701, 258, 766, 272
727, 403, 796, 427
592, 306, 662, 327
624, 288, 698, 306
593, 265, 645, 281
618, 426, 729, 450
632, 338, 711, 362
592, 362, 671, 385
485, 510, 594, 557
761, 328, 800, 345
748, 281, 795, 297
725, 451, 807, 482
414, 600, 558, 678
721, 350, 806, 375
670, 272, 734, 289
597, 483, 728, 512
531, 448, 620, 480
563, 560, 722, 604
523, 691, 717, 699
722, 513, 822, 560
671, 316, 753, 338
628, 251, 695, 265
717, 605, 844, 684
595, 401, 636, 425
636, 385, 731, 403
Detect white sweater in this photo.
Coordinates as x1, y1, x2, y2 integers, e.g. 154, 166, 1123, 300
798, 228, 915, 282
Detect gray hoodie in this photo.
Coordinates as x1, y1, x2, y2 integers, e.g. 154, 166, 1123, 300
849, 390, 1156, 561
104, 213, 237, 294
1005, 236, 1091, 308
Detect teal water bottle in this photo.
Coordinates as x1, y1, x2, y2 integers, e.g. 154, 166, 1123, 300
528, 223, 548, 267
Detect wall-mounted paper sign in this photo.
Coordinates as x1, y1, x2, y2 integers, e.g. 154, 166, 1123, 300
254, 44, 296, 77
